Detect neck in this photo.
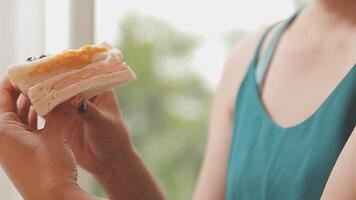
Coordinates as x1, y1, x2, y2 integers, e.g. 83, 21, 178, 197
310, 0, 356, 24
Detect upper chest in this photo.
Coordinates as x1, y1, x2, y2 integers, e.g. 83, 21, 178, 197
259, 28, 356, 128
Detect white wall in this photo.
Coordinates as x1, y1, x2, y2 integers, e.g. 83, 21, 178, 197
0, 0, 45, 198
0, 1, 97, 198
0, 0, 45, 72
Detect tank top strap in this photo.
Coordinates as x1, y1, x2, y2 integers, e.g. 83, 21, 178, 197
249, 25, 275, 70
255, 11, 300, 86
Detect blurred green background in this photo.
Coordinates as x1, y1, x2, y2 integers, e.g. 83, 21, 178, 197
0, 1, 303, 199
116, 14, 211, 200
87, 11, 250, 199
93, 14, 214, 200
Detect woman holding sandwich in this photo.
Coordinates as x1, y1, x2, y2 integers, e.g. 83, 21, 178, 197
0, 0, 355, 199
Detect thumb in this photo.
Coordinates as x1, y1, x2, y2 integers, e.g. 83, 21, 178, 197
43, 109, 71, 137
73, 100, 111, 130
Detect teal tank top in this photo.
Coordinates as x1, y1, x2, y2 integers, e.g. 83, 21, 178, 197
226, 12, 356, 200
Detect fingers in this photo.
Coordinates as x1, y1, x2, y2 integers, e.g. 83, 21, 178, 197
44, 92, 118, 136
40, 94, 85, 138
16, 94, 39, 132
28, 106, 38, 131
43, 108, 71, 138
90, 90, 120, 114
59, 94, 85, 117
17, 94, 31, 125
73, 100, 110, 129
0, 74, 20, 113
97, 90, 117, 104
89, 95, 100, 103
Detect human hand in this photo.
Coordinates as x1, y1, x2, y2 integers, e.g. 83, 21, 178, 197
63, 91, 133, 176
0, 74, 80, 200
63, 91, 165, 200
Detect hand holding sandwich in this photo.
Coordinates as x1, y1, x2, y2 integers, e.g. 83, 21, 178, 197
63, 91, 165, 200
63, 91, 133, 175
1, 43, 164, 200
0, 76, 163, 200
0, 75, 104, 200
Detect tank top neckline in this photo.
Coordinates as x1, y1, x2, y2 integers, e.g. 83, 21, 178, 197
248, 11, 356, 130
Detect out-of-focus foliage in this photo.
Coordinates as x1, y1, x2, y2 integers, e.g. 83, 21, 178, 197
294, 0, 309, 9
224, 30, 248, 48
92, 13, 212, 200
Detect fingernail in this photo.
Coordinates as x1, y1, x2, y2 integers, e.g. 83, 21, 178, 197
26, 57, 37, 62
77, 101, 87, 113
71, 95, 84, 108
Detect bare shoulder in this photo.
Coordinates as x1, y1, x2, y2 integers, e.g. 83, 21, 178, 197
193, 29, 269, 200
216, 29, 266, 113
192, 29, 267, 199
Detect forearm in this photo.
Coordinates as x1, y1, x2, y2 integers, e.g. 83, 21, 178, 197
94, 147, 165, 200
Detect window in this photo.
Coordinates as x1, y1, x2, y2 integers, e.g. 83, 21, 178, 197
0, 1, 296, 199
94, 1, 296, 199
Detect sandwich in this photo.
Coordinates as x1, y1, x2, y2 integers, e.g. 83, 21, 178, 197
7, 42, 136, 116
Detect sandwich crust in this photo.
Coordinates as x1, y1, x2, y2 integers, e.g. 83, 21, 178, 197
28, 44, 109, 75
7, 44, 112, 95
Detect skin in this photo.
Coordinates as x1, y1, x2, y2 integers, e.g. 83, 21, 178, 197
0, 0, 355, 199
62, 92, 165, 200
0, 75, 164, 200
0, 76, 104, 200
195, 0, 356, 198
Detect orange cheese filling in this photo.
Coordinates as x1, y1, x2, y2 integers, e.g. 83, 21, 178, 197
28, 44, 109, 75
52, 61, 126, 90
